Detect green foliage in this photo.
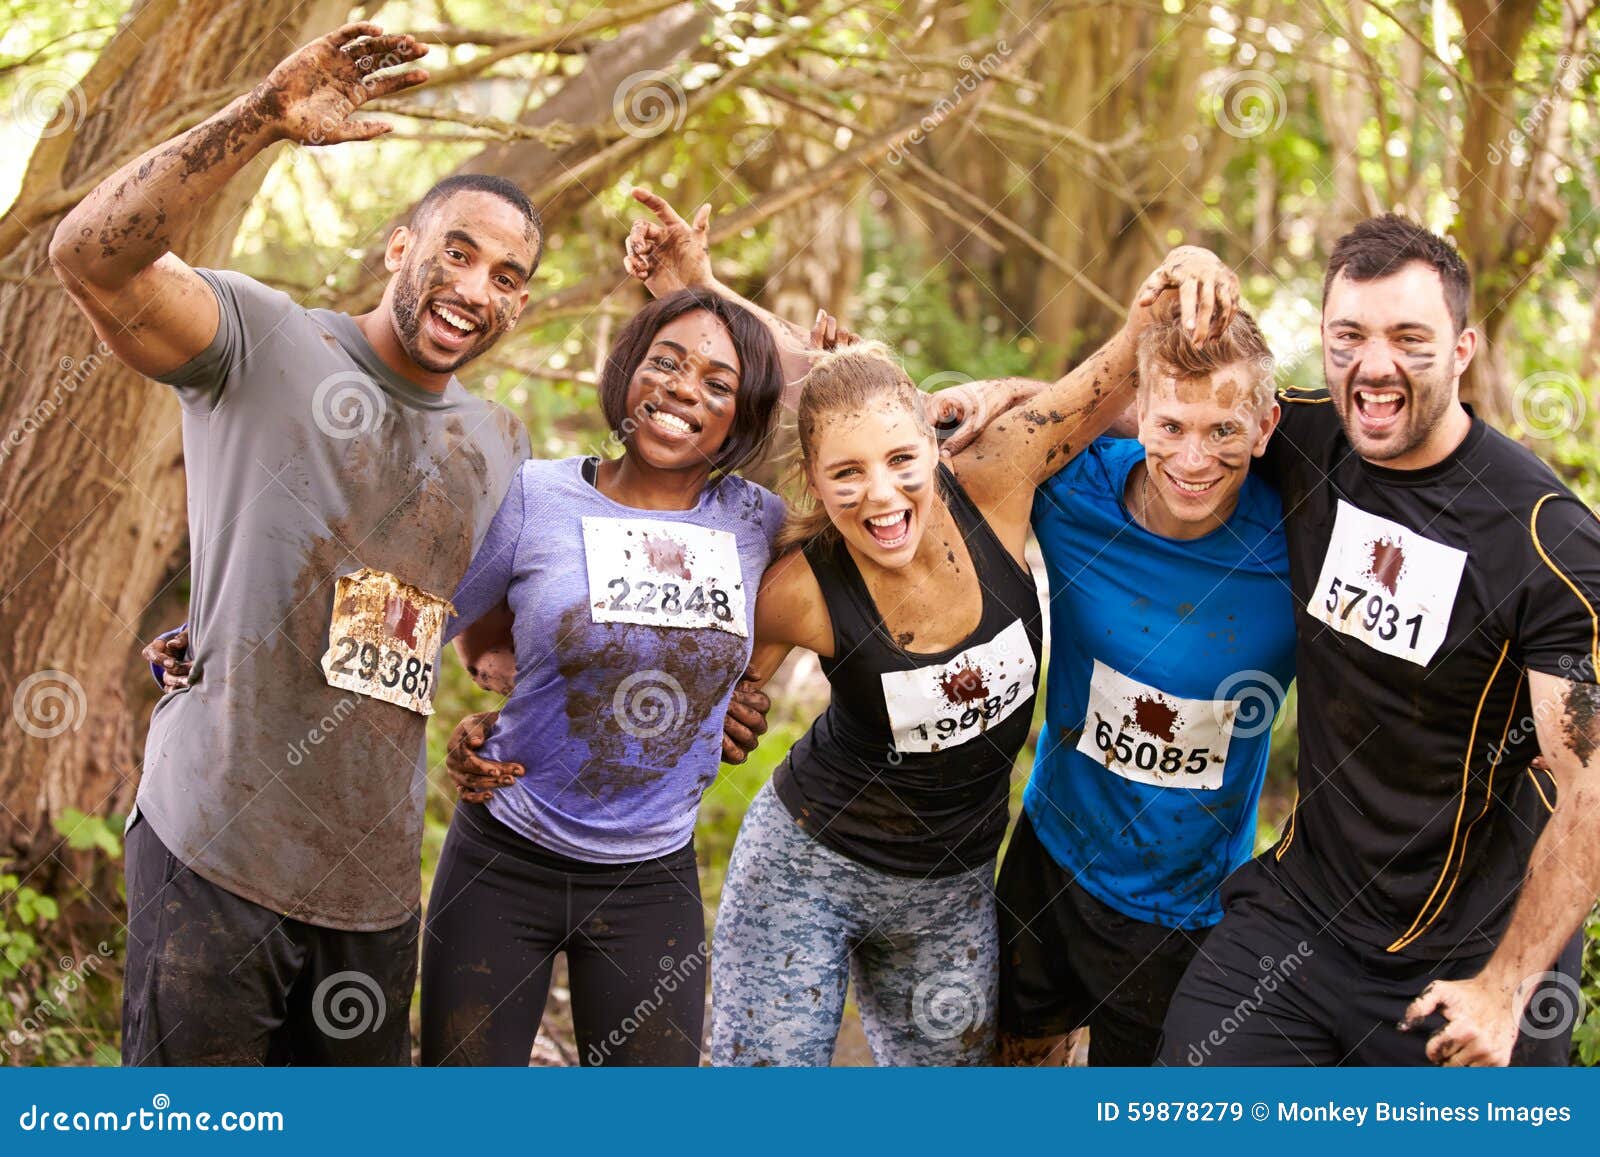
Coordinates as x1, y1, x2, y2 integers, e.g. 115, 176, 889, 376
52, 808, 122, 859
0, 812, 124, 1066
1573, 908, 1600, 1067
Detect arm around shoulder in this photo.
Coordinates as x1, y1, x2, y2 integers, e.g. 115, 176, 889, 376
750, 548, 833, 679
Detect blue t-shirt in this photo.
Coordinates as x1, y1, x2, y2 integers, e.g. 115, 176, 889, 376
1025, 437, 1296, 929
446, 457, 787, 863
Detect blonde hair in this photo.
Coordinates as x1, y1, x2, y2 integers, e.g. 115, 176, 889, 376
1136, 304, 1275, 412
775, 341, 933, 553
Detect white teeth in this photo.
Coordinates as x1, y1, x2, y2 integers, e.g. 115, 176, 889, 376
651, 411, 692, 434
867, 512, 908, 526
1170, 478, 1215, 493
1358, 390, 1401, 404
432, 304, 475, 333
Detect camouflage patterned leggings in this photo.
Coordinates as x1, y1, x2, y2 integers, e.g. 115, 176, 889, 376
710, 781, 998, 1066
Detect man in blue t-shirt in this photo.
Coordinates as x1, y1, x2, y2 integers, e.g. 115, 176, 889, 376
990, 307, 1298, 1066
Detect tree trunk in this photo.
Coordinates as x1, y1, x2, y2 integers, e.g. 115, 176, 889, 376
1451, 0, 1565, 422
0, 0, 348, 862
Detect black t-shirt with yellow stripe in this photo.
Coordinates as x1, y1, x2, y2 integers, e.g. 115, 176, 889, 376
1258, 388, 1600, 960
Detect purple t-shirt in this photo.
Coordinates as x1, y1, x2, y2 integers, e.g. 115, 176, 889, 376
447, 456, 786, 862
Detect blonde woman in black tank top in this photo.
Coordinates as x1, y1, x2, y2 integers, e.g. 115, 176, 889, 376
697, 249, 1242, 1065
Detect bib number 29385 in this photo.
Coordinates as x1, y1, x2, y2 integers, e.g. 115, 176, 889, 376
1306, 500, 1467, 666
320, 568, 453, 715
582, 516, 747, 637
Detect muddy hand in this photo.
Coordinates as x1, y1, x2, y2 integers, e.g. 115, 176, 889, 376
447, 710, 522, 803
627, 187, 714, 295
1132, 245, 1239, 347
807, 309, 859, 353
142, 627, 192, 691
255, 22, 429, 147
928, 382, 987, 458
1399, 975, 1519, 1067
721, 678, 771, 764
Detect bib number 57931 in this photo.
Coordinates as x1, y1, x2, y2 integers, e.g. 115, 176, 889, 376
1306, 500, 1467, 666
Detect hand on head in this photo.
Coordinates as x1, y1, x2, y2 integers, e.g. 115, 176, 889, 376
807, 309, 859, 353
1133, 246, 1240, 348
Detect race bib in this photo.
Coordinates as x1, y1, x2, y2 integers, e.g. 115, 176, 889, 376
1306, 500, 1468, 666
582, 516, 747, 637
1076, 659, 1233, 790
320, 568, 453, 715
881, 618, 1036, 754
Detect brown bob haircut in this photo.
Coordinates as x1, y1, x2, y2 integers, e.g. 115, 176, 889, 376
598, 287, 785, 476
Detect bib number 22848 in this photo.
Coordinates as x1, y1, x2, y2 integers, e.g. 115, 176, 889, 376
320, 568, 453, 715
582, 516, 747, 637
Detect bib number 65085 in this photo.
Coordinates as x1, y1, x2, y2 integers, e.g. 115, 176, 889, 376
1091, 718, 1209, 776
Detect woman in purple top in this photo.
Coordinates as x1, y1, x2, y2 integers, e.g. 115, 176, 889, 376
419, 286, 788, 1066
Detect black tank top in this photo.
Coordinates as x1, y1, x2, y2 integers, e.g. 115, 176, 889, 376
773, 464, 1043, 876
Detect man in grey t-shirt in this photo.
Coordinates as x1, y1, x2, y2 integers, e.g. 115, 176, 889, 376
50, 24, 538, 1065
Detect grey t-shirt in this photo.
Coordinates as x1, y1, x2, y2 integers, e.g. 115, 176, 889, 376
138, 269, 529, 931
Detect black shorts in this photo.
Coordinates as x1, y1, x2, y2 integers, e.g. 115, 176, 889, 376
996, 810, 1209, 1065
122, 809, 418, 1066
1158, 858, 1582, 1066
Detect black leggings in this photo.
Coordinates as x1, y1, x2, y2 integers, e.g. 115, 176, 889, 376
420, 802, 706, 1066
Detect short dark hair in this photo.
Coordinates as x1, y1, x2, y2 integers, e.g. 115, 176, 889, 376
412, 174, 544, 265
599, 288, 784, 476
1324, 214, 1471, 333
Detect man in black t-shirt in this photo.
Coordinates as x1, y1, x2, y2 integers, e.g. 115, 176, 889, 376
1159, 215, 1600, 1066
